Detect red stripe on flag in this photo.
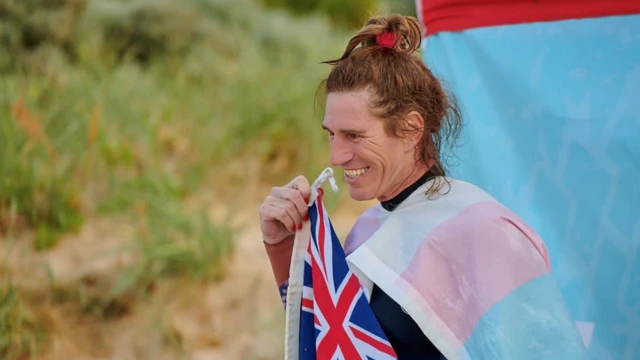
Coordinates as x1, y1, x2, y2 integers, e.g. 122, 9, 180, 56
419, 0, 640, 36
350, 325, 397, 357
302, 298, 314, 310
312, 252, 362, 359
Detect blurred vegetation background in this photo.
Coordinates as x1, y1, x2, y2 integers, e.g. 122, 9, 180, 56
0, 0, 417, 359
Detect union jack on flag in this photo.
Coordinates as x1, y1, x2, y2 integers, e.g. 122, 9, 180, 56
295, 188, 398, 360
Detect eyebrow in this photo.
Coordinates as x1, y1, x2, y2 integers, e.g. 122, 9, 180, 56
321, 124, 367, 135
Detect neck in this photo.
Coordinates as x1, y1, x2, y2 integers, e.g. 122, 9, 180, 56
377, 162, 429, 202
379, 165, 434, 212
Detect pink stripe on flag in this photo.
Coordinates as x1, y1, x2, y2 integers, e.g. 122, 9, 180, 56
400, 201, 551, 343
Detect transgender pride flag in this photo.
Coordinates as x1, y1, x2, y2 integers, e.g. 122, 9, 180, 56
284, 168, 588, 359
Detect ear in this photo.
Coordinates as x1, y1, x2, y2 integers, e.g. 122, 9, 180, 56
402, 111, 425, 152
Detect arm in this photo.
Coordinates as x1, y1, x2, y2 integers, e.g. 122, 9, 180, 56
264, 235, 295, 306
259, 174, 311, 307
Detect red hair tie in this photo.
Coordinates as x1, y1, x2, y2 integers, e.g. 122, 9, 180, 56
376, 32, 396, 48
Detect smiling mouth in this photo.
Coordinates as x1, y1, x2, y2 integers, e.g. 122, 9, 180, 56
344, 167, 370, 179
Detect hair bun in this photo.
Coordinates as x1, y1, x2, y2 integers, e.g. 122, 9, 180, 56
366, 14, 422, 54
322, 14, 423, 65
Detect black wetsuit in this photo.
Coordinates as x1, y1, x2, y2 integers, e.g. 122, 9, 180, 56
369, 170, 445, 359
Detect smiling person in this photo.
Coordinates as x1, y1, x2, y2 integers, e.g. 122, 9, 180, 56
259, 14, 587, 360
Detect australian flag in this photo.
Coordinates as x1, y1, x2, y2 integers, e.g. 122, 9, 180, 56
296, 188, 398, 360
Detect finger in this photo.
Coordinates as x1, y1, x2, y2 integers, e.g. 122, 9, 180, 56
270, 200, 299, 232
288, 175, 311, 203
272, 187, 308, 223
271, 196, 305, 230
262, 202, 297, 233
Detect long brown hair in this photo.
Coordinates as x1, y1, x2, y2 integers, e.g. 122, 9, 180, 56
319, 14, 462, 195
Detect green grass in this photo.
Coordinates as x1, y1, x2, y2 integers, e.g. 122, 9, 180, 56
0, 275, 48, 360
106, 197, 234, 305
1, 0, 347, 250
0, 0, 364, 357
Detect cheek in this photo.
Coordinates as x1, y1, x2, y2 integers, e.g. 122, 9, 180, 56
359, 139, 389, 165
361, 145, 397, 185
370, 141, 402, 167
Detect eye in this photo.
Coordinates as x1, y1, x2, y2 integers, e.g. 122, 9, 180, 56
347, 133, 360, 141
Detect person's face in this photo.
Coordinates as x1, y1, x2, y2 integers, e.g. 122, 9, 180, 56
322, 90, 419, 202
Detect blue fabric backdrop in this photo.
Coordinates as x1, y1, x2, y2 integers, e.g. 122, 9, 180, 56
422, 14, 640, 360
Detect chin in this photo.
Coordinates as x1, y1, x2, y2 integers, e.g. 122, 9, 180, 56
348, 187, 375, 202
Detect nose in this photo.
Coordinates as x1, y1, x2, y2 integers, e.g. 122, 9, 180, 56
329, 138, 353, 166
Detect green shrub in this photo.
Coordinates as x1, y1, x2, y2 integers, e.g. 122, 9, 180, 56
378, 0, 417, 17
1, 0, 347, 247
260, 0, 378, 28
81, 0, 211, 64
0, 0, 87, 72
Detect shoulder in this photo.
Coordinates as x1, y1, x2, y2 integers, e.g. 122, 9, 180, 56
425, 179, 551, 269
344, 204, 384, 256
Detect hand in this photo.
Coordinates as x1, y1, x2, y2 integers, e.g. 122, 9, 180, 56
259, 175, 311, 245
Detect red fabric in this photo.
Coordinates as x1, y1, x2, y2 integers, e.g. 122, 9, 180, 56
376, 32, 396, 48
418, 0, 640, 36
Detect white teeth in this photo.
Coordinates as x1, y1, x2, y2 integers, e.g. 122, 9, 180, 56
345, 167, 368, 179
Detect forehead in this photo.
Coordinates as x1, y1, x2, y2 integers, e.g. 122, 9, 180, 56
322, 91, 379, 130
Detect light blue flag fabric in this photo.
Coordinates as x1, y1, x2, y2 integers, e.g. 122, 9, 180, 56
421, 13, 640, 360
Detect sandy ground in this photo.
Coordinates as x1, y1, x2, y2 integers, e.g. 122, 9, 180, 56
2, 188, 375, 360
